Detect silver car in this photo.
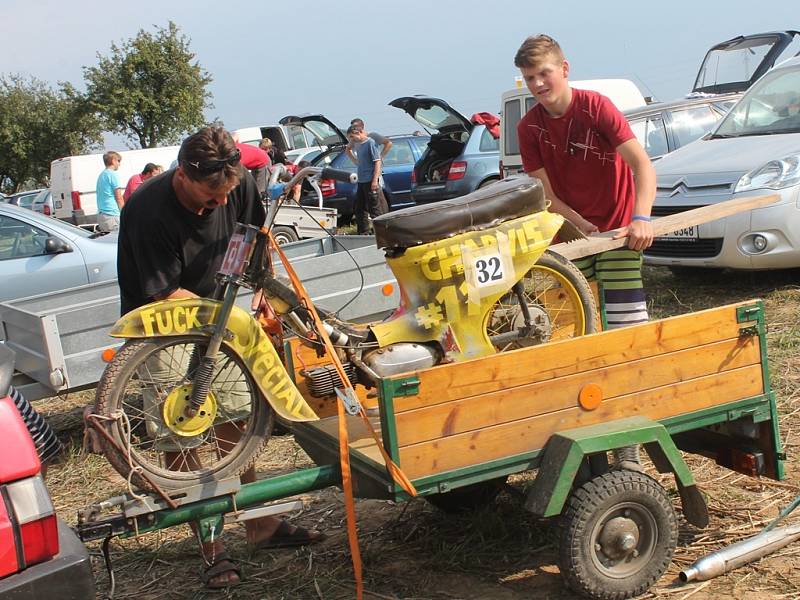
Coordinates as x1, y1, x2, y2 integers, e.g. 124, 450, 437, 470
645, 56, 800, 270
0, 203, 117, 301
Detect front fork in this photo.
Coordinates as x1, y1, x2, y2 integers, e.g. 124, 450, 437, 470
187, 282, 240, 416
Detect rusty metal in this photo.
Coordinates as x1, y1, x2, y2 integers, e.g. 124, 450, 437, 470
86, 414, 178, 510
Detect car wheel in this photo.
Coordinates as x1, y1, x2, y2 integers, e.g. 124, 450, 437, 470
271, 225, 299, 245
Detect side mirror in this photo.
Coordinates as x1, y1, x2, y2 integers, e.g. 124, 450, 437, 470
44, 236, 72, 254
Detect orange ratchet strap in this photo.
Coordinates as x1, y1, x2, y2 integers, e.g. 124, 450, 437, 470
268, 235, 417, 599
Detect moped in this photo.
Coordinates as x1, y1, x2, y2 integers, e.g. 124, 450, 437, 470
93, 168, 597, 491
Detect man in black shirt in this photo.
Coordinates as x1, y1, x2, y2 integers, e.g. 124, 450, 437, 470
118, 126, 322, 589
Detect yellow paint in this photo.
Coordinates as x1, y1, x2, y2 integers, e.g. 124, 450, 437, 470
111, 298, 318, 422
371, 210, 564, 361
162, 385, 218, 436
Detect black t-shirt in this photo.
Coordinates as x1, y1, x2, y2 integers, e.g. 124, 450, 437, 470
117, 167, 266, 315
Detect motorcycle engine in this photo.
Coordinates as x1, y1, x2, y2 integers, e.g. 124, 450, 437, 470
362, 343, 441, 378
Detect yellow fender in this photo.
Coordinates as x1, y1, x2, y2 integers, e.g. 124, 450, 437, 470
110, 298, 318, 422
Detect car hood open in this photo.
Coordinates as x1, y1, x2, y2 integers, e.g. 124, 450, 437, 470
389, 96, 473, 135
278, 115, 348, 147
692, 31, 800, 95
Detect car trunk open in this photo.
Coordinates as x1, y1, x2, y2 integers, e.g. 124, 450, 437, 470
389, 96, 473, 187
279, 115, 348, 149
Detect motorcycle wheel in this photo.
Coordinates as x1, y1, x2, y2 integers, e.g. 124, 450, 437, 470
94, 335, 273, 492
488, 249, 598, 351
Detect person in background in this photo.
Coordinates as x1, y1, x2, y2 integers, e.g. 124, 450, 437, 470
232, 133, 271, 198
259, 137, 289, 166
96, 151, 124, 232
346, 117, 392, 161
123, 163, 163, 201
346, 124, 386, 234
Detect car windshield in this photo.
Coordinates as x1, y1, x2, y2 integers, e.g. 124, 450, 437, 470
713, 66, 800, 137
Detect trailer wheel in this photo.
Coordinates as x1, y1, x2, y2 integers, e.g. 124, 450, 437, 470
559, 470, 677, 600
271, 225, 299, 245
94, 336, 273, 492
425, 477, 507, 513
488, 249, 598, 351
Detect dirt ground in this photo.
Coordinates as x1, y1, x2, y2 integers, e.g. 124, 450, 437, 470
38, 265, 800, 600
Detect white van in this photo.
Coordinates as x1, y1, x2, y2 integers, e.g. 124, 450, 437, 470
500, 79, 648, 177
51, 146, 180, 224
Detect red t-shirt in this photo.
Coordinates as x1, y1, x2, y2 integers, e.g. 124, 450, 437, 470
236, 143, 271, 169
518, 88, 636, 231
123, 173, 144, 201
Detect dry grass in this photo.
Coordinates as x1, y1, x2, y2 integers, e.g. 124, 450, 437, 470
38, 265, 800, 599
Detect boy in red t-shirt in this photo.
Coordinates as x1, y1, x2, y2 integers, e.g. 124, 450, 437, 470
515, 34, 656, 329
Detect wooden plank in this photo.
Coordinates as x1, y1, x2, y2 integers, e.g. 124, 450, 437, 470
397, 363, 764, 479
394, 336, 760, 447
551, 194, 779, 260
390, 301, 754, 413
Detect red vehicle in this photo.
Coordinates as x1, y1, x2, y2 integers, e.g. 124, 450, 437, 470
0, 345, 95, 599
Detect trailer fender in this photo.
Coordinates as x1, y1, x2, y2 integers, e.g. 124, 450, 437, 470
109, 298, 319, 422
525, 416, 708, 527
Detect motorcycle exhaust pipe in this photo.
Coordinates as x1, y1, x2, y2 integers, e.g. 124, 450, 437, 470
680, 523, 800, 583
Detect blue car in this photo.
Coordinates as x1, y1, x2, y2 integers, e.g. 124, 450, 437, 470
288, 115, 430, 222
390, 96, 501, 203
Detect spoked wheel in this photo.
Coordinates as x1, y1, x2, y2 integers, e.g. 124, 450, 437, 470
488, 249, 598, 351
559, 470, 678, 600
425, 477, 508, 513
94, 336, 273, 492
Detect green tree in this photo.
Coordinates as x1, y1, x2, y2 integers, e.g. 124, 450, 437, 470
84, 22, 213, 148
0, 75, 102, 193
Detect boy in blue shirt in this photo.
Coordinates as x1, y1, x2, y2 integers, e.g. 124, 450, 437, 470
347, 124, 387, 234
96, 151, 124, 231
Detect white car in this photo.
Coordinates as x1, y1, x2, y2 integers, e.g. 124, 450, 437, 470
284, 146, 324, 165
646, 55, 800, 270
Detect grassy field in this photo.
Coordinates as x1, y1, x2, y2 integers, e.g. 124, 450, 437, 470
37, 264, 800, 600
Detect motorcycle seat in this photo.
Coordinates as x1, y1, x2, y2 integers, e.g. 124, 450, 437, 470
373, 176, 547, 250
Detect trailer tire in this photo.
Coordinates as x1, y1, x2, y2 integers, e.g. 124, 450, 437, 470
271, 225, 299, 245
489, 249, 598, 351
558, 470, 677, 600
425, 477, 507, 513
94, 336, 273, 492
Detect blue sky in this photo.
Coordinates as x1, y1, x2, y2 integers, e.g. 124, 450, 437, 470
1, 0, 797, 148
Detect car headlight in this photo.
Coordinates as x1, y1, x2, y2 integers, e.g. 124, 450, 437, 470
734, 154, 800, 192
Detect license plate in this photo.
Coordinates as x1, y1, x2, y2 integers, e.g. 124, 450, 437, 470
219, 232, 251, 276
656, 225, 698, 242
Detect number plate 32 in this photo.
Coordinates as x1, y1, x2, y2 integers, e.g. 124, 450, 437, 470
462, 238, 514, 301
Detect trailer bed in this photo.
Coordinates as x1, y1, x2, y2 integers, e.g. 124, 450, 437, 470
292, 300, 783, 500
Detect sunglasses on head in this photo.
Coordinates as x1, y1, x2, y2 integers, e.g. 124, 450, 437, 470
182, 149, 241, 174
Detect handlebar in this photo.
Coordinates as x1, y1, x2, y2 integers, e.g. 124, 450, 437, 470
321, 167, 358, 184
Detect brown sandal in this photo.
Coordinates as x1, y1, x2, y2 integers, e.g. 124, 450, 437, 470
251, 520, 326, 551
200, 551, 241, 589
